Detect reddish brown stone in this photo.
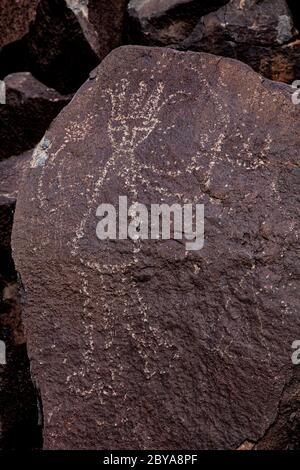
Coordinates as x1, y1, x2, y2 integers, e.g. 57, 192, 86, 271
256, 368, 300, 449
0, 150, 42, 449
127, 0, 229, 46
0, 150, 31, 342
179, 0, 300, 84
0, 72, 71, 161
0, 0, 39, 48
87, 0, 129, 59
0, 150, 31, 255
12, 46, 300, 449
0, 152, 31, 205
0, 0, 128, 94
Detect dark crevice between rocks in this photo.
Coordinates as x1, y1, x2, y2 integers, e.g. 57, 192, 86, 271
0, 202, 43, 449
287, 1, 300, 33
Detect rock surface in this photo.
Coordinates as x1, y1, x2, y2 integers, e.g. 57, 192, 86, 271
0, 72, 71, 161
0, 151, 42, 449
256, 367, 300, 449
0, 0, 39, 48
83, 0, 129, 59
12, 46, 300, 449
0, 152, 31, 205
127, 0, 229, 46
127, 0, 300, 84
178, 0, 300, 84
0, 151, 31, 255
0, 0, 128, 94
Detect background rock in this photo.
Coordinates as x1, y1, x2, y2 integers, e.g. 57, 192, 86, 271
0, 151, 42, 449
0, 0, 129, 94
0, 72, 71, 161
256, 367, 300, 449
127, 0, 300, 84
12, 46, 300, 449
0, 0, 39, 48
178, 0, 300, 84
127, 0, 229, 46
85, 0, 130, 59
0, 151, 31, 257
287, 0, 300, 31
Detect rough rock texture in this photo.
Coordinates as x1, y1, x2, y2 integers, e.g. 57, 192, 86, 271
127, 0, 300, 84
12, 46, 300, 449
0, 0, 128, 94
0, 151, 31, 253
0, 0, 39, 48
256, 367, 300, 449
127, 0, 229, 46
0, 152, 31, 204
0, 72, 71, 161
178, 0, 300, 84
84, 0, 129, 59
0, 151, 42, 449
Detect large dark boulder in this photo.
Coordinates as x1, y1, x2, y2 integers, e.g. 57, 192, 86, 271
127, 0, 300, 85
127, 0, 229, 46
12, 46, 300, 449
178, 0, 300, 84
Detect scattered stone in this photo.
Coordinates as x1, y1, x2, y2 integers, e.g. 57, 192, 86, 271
78, 0, 129, 60
0, 72, 71, 161
0, 151, 31, 277
0, 0, 128, 94
127, 0, 229, 46
0, 151, 32, 203
0, 150, 41, 449
23, 0, 100, 94
0, 150, 32, 342
12, 46, 300, 449
178, 0, 300, 84
0, 0, 39, 48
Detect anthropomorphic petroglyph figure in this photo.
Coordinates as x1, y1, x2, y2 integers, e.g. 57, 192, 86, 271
67, 78, 188, 398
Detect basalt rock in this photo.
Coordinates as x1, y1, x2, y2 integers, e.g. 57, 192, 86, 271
255, 367, 300, 450
0, 0, 128, 94
0, 150, 42, 449
0, 150, 31, 252
0, 72, 71, 161
1, 150, 32, 347
126, 0, 229, 46
178, 0, 300, 84
12, 46, 300, 449
83, 0, 129, 59
0, 0, 39, 48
